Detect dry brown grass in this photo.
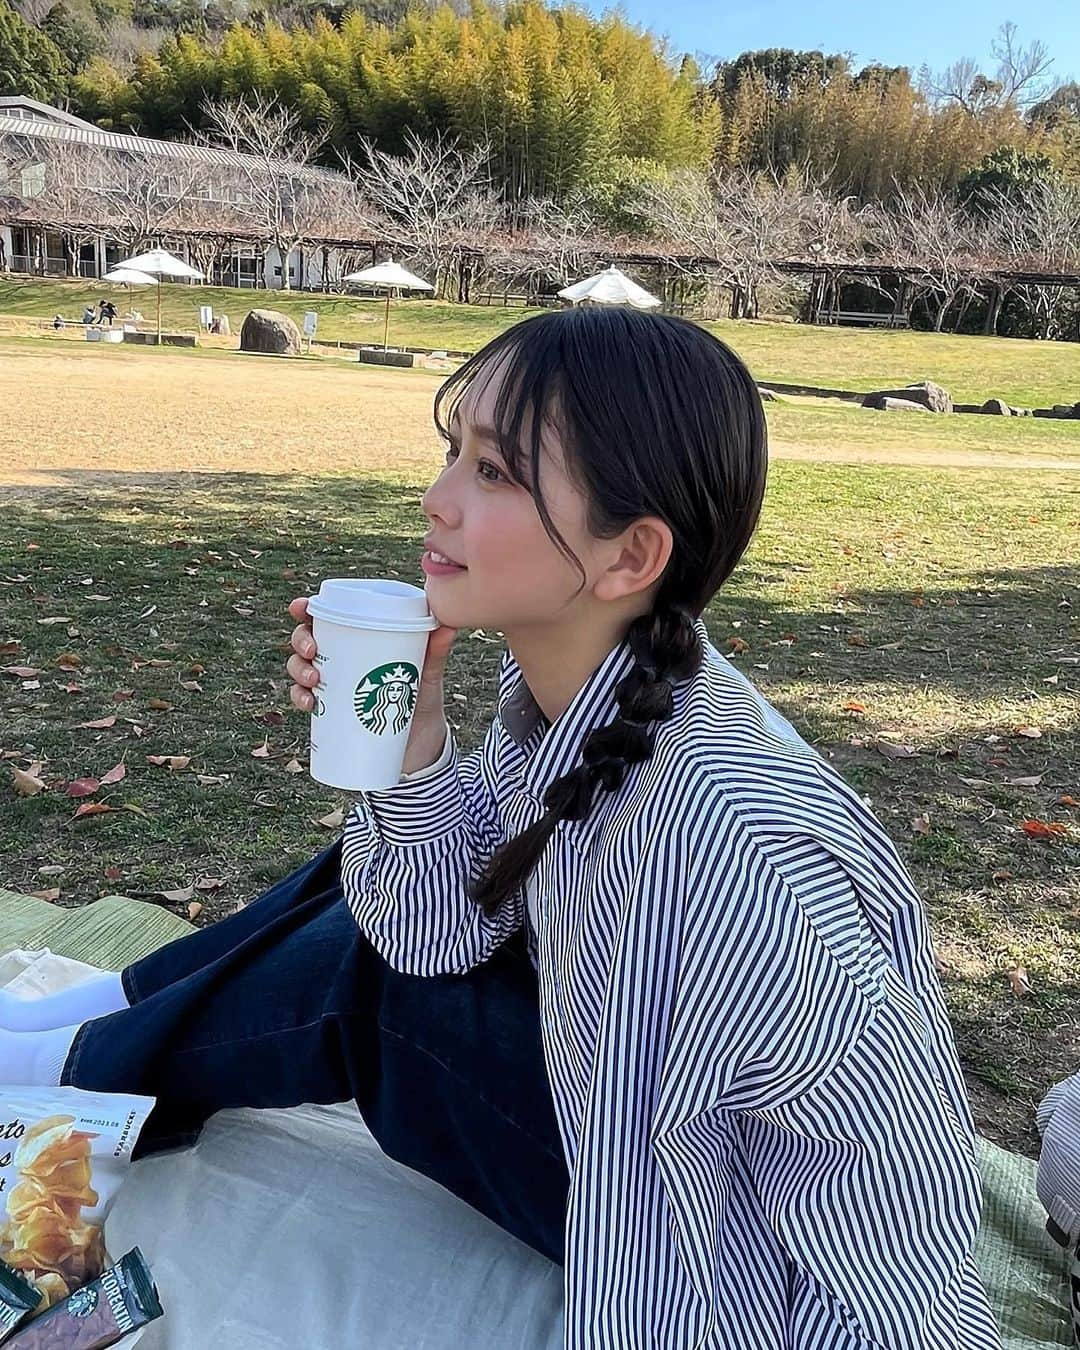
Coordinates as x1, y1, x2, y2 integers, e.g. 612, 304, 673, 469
3, 340, 1079, 488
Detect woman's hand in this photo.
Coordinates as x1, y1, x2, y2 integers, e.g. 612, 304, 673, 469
286, 595, 320, 713
286, 596, 459, 775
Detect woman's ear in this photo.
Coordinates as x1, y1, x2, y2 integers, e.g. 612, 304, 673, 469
593, 517, 673, 603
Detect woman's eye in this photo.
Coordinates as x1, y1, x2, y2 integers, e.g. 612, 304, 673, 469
444, 442, 504, 484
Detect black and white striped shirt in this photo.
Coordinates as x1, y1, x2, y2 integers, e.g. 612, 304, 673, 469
341, 620, 1002, 1348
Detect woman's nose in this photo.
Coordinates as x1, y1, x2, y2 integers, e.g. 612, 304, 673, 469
422, 468, 461, 527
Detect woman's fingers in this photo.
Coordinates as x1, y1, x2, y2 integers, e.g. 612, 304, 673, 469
290, 621, 316, 659
286, 653, 318, 687
289, 682, 315, 713
287, 595, 310, 623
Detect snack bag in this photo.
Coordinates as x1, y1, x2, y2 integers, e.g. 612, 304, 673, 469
0, 1261, 39, 1343
0, 1090, 155, 1313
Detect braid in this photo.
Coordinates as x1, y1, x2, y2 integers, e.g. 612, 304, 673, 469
471, 605, 702, 917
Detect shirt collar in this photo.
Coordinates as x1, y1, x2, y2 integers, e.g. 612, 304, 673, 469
496, 620, 707, 854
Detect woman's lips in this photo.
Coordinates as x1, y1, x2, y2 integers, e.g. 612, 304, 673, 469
421, 550, 467, 577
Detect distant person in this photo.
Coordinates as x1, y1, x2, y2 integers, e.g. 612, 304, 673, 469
99, 299, 118, 327
52, 315, 64, 331
82, 305, 96, 325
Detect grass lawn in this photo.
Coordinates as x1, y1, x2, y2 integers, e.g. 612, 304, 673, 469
3, 273, 1080, 408
1, 339, 1078, 1158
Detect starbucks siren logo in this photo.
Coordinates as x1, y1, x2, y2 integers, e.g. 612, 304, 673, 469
354, 662, 420, 736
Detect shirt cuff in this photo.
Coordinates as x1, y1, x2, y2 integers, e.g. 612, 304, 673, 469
398, 726, 453, 782
356, 728, 464, 846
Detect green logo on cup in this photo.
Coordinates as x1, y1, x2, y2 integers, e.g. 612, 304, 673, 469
354, 662, 420, 736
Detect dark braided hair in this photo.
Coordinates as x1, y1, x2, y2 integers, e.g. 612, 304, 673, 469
431, 306, 768, 918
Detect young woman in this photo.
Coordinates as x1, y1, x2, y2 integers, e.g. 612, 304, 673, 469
1, 308, 1000, 1348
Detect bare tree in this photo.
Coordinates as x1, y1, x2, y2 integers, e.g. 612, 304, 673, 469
33, 141, 113, 276
927, 22, 1058, 114
990, 178, 1080, 338
341, 128, 503, 298
199, 96, 345, 292
95, 154, 199, 254
871, 184, 985, 330
632, 167, 737, 317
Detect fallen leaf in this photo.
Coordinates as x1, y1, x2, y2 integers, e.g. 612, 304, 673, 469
911, 813, 931, 835
56, 653, 82, 671
187, 664, 206, 676
316, 806, 345, 829
120, 802, 150, 818
104, 865, 122, 881
727, 637, 750, 654
873, 740, 918, 759
29, 888, 60, 902
194, 876, 224, 892
2, 666, 41, 679
179, 680, 203, 692
77, 716, 117, 729
37, 616, 71, 626
65, 777, 100, 798
842, 700, 867, 714
187, 900, 204, 921
147, 698, 173, 712
0, 640, 20, 656
992, 868, 1013, 882
11, 767, 46, 796
283, 758, 303, 774
21, 679, 40, 690
260, 711, 284, 727
37, 864, 65, 876
61, 683, 83, 694
146, 754, 191, 770
232, 606, 253, 617
959, 777, 992, 789
1007, 775, 1045, 787
159, 885, 195, 905
1008, 967, 1032, 997
112, 689, 135, 701
1014, 725, 1043, 739
100, 762, 127, 785
251, 739, 270, 758
1020, 819, 1068, 839
196, 774, 227, 786
1059, 795, 1078, 808
846, 634, 869, 647
72, 801, 116, 818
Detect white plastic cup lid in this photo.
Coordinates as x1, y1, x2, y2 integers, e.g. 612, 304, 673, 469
305, 578, 438, 633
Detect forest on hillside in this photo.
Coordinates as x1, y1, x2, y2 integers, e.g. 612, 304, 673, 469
2, 0, 1079, 213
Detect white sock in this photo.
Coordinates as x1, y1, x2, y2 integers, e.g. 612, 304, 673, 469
0, 970, 128, 1031
0, 1024, 82, 1086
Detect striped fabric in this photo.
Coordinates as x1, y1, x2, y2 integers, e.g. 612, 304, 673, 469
341, 619, 1002, 1348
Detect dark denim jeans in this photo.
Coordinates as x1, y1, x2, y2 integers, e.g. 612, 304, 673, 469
62, 840, 570, 1265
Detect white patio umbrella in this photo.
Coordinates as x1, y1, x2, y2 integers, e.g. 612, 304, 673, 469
558, 263, 661, 310
102, 266, 159, 286
343, 259, 434, 352
117, 248, 204, 343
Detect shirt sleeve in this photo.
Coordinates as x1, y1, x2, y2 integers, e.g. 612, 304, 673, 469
339, 715, 521, 975
644, 814, 988, 1349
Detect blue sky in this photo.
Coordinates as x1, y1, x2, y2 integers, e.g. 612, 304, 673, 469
580, 1, 1079, 85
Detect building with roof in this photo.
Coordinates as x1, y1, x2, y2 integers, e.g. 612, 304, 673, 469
0, 95, 378, 291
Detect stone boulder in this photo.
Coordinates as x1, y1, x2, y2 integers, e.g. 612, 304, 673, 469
865, 397, 932, 413
240, 309, 302, 356
981, 398, 1011, 416
863, 380, 952, 413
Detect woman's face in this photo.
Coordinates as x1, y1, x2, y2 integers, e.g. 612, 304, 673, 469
420, 364, 607, 635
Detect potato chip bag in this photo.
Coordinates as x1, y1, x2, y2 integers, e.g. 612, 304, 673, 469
0, 1090, 155, 1313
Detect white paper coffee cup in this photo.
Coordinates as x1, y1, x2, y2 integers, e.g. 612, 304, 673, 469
306, 578, 438, 791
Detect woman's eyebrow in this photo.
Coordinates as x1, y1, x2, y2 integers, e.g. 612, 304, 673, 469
447, 414, 501, 444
